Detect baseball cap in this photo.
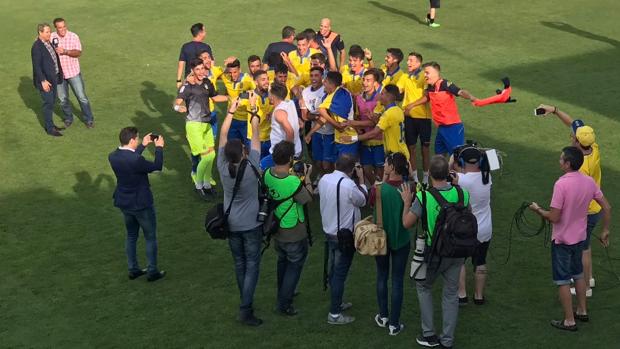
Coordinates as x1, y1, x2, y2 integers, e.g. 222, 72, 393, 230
571, 119, 585, 134
575, 126, 595, 147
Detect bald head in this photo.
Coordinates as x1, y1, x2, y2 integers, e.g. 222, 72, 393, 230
319, 18, 332, 36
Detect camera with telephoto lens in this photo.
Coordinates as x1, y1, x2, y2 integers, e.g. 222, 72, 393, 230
410, 235, 427, 281
257, 193, 269, 222
292, 160, 309, 176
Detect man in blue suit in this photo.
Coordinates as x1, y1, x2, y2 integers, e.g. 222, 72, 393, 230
31, 23, 71, 136
109, 127, 166, 282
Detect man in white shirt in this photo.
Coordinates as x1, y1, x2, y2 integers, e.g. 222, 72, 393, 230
451, 144, 492, 305
260, 82, 302, 170
318, 154, 367, 325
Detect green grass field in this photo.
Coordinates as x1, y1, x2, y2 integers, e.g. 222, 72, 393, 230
1, 0, 620, 347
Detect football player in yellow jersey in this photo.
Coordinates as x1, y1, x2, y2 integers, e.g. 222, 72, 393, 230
245, 70, 274, 159
401, 52, 432, 184
282, 31, 321, 78
338, 45, 369, 96
340, 85, 409, 159
318, 71, 358, 157
222, 58, 255, 141
538, 104, 606, 297
381, 48, 405, 87
268, 63, 296, 100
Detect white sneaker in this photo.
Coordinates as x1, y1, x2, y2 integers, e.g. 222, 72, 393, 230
374, 314, 388, 328
327, 313, 355, 325
590, 278, 595, 288
570, 287, 592, 297
389, 323, 404, 336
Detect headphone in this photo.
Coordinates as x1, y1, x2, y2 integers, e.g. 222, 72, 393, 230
455, 144, 482, 168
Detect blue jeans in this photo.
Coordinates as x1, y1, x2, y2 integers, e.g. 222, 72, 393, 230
228, 119, 248, 142
327, 239, 354, 314
57, 73, 94, 123
228, 226, 263, 315
274, 238, 308, 310
121, 206, 158, 275
375, 243, 410, 326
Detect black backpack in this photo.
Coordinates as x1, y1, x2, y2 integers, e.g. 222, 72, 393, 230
425, 186, 478, 259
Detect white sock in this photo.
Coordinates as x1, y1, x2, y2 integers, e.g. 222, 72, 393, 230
202, 182, 212, 189
195, 182, 204, 190
411, 170, 419, 183
423, 171, 429, 184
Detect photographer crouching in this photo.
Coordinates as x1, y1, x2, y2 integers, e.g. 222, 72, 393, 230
217, 98, 264, 326
263, 141, 314, 316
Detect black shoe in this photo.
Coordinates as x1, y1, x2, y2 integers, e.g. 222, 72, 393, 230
416, 335, 440, 347
473, 297, 485, 305
147, 270, 166, 282
458, 296, 468, 306
203, 187, 217, 196
86, 121, 95, 129
47, 127, 63, 137
277, 306, 298, 316
240, 313, 263, 326
128, 268, 147, 280
64, 119, 73, 128
195, 188, 208, 201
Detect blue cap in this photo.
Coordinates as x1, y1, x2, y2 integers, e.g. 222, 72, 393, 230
571, 119, 585, 134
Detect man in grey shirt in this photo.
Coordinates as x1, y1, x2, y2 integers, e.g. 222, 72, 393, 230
216, 97, 264, 326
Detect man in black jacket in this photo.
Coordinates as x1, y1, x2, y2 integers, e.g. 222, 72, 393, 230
31, 23, 70, 136
108, 127, 166, 282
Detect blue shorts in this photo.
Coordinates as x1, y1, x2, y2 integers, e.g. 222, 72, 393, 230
336, 142, 359, 158
435, 123, 464, 155
312, 133, 337, 163
228, 119, 247, 142
360, 145, 385, 167
209, 111, 218, 135
551, 241, 584, 286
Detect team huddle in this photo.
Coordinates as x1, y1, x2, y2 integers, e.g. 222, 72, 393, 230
100, 18, 612, 349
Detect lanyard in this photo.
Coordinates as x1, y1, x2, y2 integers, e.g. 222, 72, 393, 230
387, 66, 401, 77
233, 73, 245, 90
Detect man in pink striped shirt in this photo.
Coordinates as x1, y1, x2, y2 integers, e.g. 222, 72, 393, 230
51, 18, 94, 128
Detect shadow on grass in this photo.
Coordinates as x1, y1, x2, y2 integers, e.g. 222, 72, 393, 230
368, 1, 426, 25
481, 23, 620, 119
17, 76, 82, 130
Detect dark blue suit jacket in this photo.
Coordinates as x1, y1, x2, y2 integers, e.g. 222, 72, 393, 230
31, 38, 63, 90
108, 145, 163, 210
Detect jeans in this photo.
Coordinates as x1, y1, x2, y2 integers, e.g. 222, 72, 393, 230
416, 257, 464, 347
228, 226, 263, 316
57, 73, 94, 123
39, 87, 59, 131
274, 238, 308, 310
327, 239, 354, 314
375, 243, 410, 326
121, 206, 158, 275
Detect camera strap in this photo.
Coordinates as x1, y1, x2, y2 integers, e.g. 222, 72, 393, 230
225, 159, 249, 218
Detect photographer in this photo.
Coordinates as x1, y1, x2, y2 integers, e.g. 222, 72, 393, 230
370, 153, 410, 336
538, 104, 602, 297
317, 154, 368, 325
216, 98, 263, 326
529, 147, 611, 331
450, 144, 492, 305
108, 127, 166, 282
263, 141, 313, 316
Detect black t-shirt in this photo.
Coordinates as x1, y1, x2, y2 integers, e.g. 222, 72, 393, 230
262, 41, 297, 69
179, 41, 214, 76
426, 79, 461, 96
176, 78, 217, 122
316, 31, 345, 61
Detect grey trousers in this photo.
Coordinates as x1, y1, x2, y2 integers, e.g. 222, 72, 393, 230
415, 257, 464, 347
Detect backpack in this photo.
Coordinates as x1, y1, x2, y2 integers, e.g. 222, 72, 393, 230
425, 186, 478, 259
354, 184, 387, 256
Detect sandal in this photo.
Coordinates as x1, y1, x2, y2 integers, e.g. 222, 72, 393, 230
573, 312, 589, 322
550, 319, 578, 332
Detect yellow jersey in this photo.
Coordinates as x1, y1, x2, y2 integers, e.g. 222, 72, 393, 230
377, 103, 409, 158
398, 69, 431, 119
340, 65, 368, 96
246, 92, 273, 141
579, 142, 602, 214
381, 64, 405, 87
222, 72, 255, 120
206, 66, 224, 111
319, 87, 357, 144
267, 71, 295, 100
288, 48, 321, 77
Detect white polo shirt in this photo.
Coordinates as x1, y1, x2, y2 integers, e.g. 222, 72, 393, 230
318, 170, 367, 235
